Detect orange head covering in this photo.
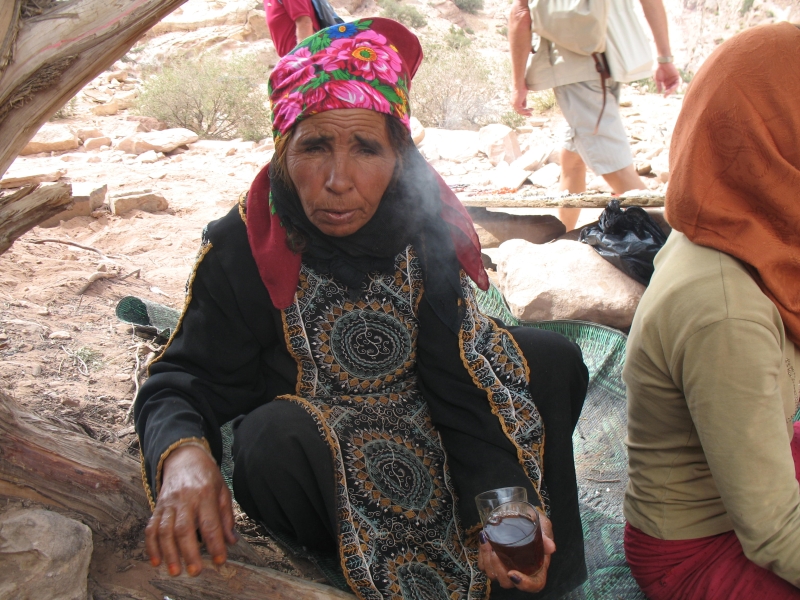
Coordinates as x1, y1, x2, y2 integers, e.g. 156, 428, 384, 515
666, 23, 800, 344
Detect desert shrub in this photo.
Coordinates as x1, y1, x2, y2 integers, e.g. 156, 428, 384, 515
51, 97, 77, 120
500, 110, 526, 129
631, 77, 659, 94
444, 25, 471, 49
453, 0, 483, 13
378, 0, 427, 28
529, 89, 556, 112
411, 43, 500, 129
134, 53, 271, 141
679, 68, 694, 84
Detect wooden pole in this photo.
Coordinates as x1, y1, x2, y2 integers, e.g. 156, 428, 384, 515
459, 193, 664, 209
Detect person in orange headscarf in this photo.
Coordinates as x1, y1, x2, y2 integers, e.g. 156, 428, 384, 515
621, 22, 800, 599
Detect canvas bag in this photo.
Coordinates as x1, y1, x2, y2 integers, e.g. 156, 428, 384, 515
529, 0, 651, 81
311, 0, 344, 28
529, 0, 608, 56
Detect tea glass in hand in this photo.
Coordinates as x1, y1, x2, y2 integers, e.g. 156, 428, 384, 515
482, 501, 544, 576
474, 486, 527, 525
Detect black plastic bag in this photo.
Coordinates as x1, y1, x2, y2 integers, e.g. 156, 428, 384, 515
579, 200, 668, 285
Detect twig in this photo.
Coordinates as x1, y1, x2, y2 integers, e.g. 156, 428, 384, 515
27, 238, 108, 258
61, 345, 89, 376
585, 478, 621, 483
119, 268, 141, 281
126, 346, 144, 422
77, 271, 117, 295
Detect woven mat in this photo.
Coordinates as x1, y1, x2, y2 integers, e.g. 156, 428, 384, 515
119, 287, 644, 598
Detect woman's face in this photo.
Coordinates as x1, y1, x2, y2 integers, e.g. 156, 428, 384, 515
285, 109, 398, 237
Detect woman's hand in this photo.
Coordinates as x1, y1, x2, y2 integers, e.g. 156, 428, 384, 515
477, 511, 557, 593
145, 445, 238, 576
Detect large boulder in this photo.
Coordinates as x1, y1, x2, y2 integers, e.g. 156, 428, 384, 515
417, 128, 480, 163
0, 508, 93, 600
117, 128, 199, 155
495, 239, 645, 329
469, 208, 565, 248
478, 124, 522, 166
20, 125, 80, 155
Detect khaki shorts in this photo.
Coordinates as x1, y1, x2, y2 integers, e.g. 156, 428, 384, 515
553, 80, 633, 176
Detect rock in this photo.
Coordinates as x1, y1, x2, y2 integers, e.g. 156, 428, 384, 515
114, 90, 138, 110
91, 99, 122, 116
109, 189, 169, 215
0, 509, 92, 600
39, 183, 108, 228
105, 70, 128, 83
235, 9, 270, 41
418, 128, 480, 163
479, 124, 522, 166
410, 116, 425, 146
469, 208, 565, 248
127, 115, 168, 132
75, 127, 103, 142
586, 176, 613, 193
650, 155, 670, 184
490, 162, 530, 191
636, 162, 652, 175
544, 147, 561, 165
528, 163, 561, 188
82, 88, 113, 104
48, 331, 72, 340
509, 149, 547, 172
529, 117, 548, 127
20, 125, 80, 155
0, 169, 66, 189
83, 136, 112, 150
150, 0, 255, 35
117, 128, 199, 155
495, 239, 645, 329
137, 150, 161, 163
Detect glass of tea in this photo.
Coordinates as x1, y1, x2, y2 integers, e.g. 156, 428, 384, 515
482, 501, 544, 576
474, 486, 527, 525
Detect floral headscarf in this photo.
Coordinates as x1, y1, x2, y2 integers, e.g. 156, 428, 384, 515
268, 19, 421, 140
246, 18, 488, 312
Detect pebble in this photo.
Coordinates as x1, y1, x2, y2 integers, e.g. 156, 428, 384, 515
48, 331, 72, 340
32, 365, 42, 377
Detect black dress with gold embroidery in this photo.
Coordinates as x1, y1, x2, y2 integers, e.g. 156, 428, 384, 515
135, 206, 588, 600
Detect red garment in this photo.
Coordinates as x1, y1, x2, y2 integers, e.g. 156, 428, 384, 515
264, 0, 319, 57
625, 422, 800, 599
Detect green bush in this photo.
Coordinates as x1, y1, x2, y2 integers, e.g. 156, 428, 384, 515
500, 110, 526, 129
444, 25, 471, 49
453, 0, 483, 14
631, 77, 659, 94
411, 43, 498, 129
378, 0, 427, 28
529, 89, 556, 112
134, 53, 271, 141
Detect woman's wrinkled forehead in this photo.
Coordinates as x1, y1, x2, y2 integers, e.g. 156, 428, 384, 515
268, 18, 423, 140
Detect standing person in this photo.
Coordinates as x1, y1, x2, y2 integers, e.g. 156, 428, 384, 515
265, 0, 320, 57
508, 0, 681, 231
623, 23, 800, 599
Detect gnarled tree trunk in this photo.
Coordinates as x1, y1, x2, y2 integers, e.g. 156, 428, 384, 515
0, 0, 188, 255
0, 391, 353, 599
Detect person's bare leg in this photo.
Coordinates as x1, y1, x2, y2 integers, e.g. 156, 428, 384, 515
559, 149, 585, 231
602, 164, 646, 195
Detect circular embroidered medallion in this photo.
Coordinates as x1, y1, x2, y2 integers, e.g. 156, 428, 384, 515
362, 439, 433, 510
397, 562, 451, 600
330, 309, 412, 379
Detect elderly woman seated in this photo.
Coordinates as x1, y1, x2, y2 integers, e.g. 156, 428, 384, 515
623, 23, 800, 599
135, 19, 589, 600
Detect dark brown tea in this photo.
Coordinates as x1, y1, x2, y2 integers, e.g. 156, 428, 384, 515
484, 513, 544, 575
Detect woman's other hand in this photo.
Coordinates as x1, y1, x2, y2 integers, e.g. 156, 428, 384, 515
477, 511, 557, 593
145, 445, 238, 576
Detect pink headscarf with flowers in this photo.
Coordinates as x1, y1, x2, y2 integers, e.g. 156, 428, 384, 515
246, 18, 488, 309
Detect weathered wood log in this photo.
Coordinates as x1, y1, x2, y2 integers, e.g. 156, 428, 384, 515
0, 391, 352, 598
460, 192, 665, 209
0, 181, 72, 254
0, 0, 189, 253
0, 389, 150, 540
